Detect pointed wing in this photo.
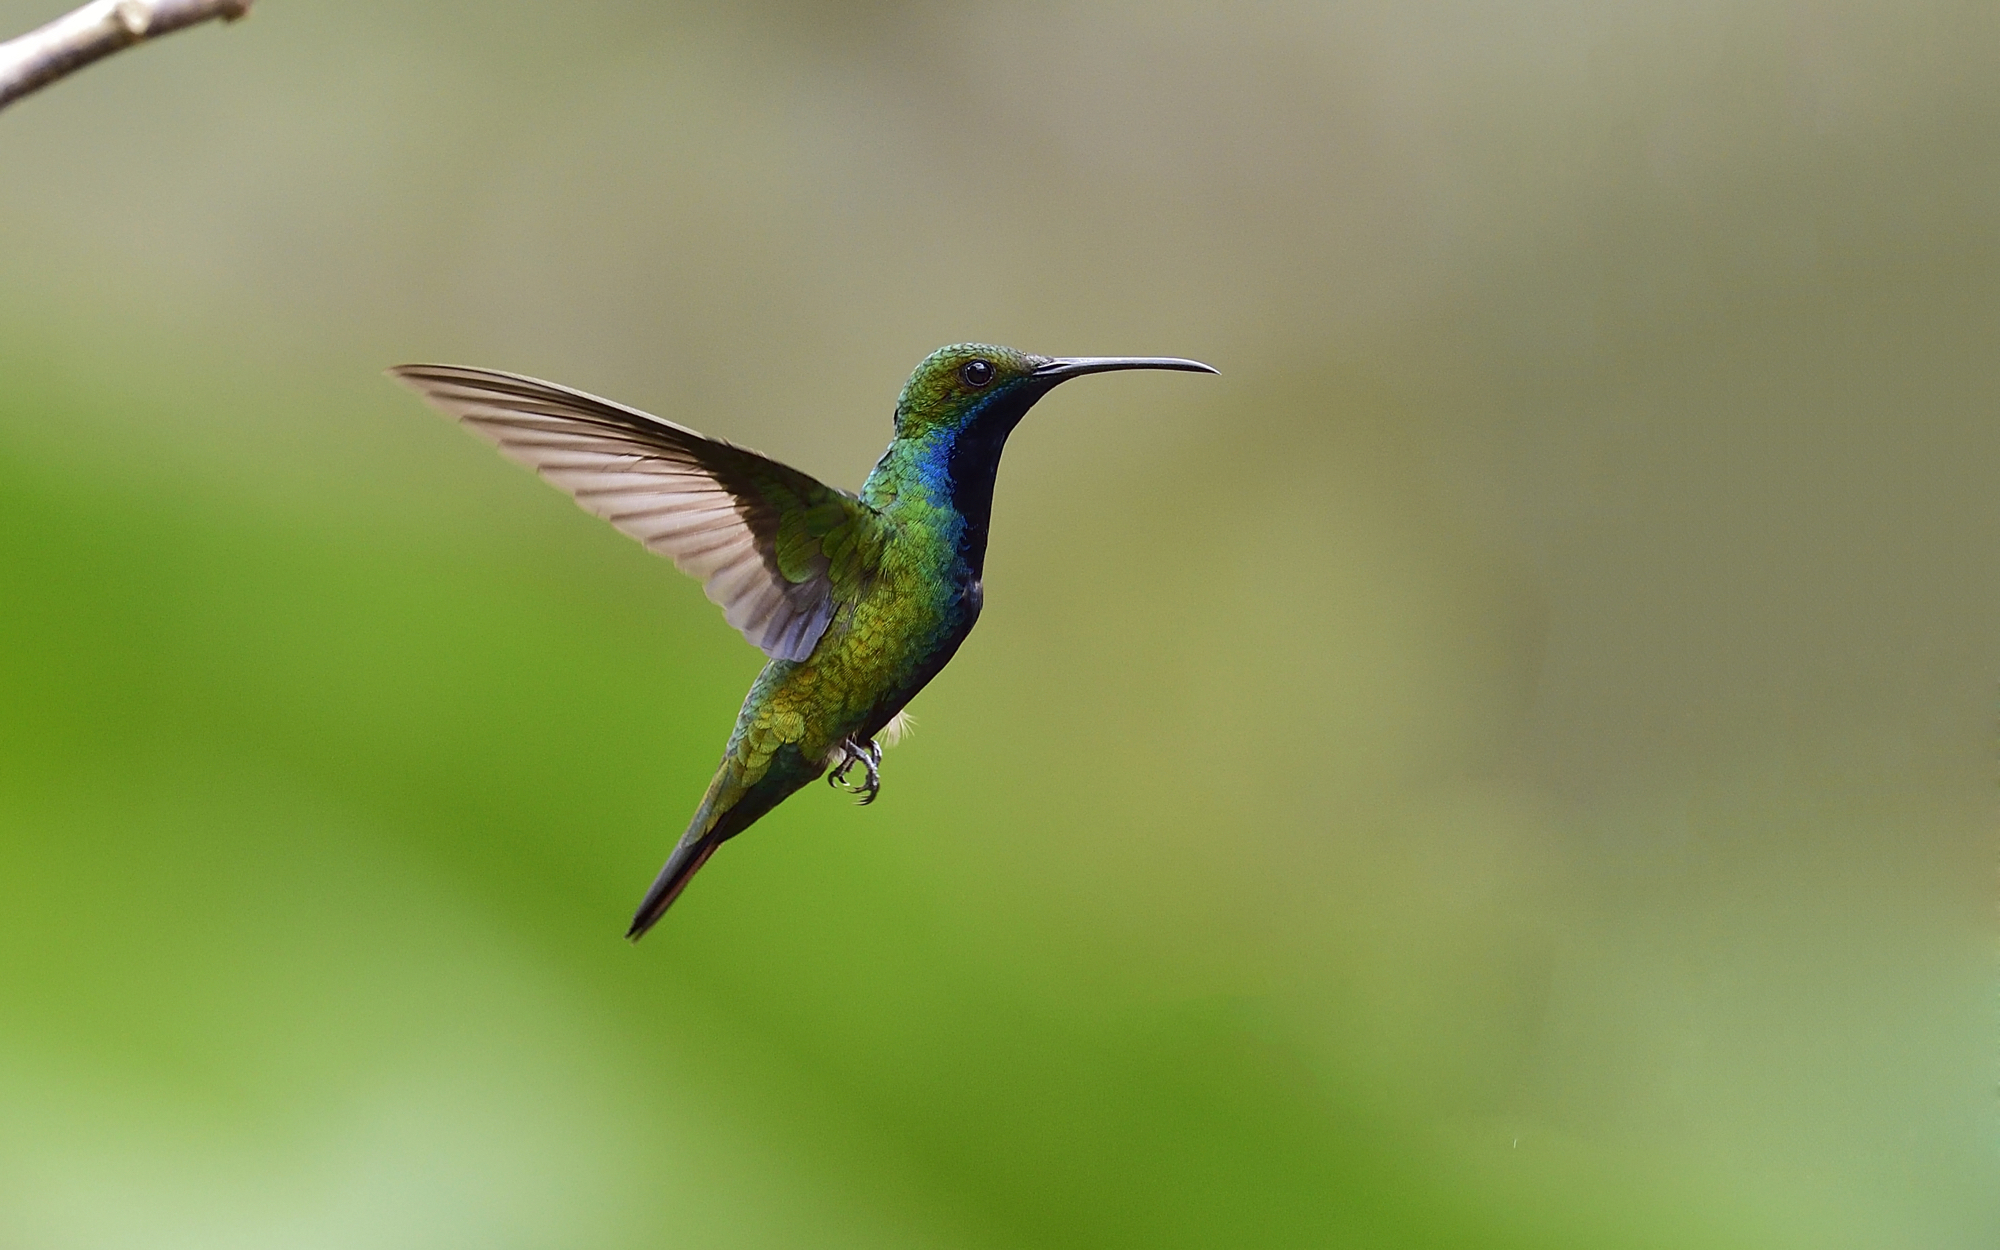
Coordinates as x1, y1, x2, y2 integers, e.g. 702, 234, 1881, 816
392, 364, 882, 661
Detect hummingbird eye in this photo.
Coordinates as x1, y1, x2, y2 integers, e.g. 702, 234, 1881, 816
959, 359, 995, 388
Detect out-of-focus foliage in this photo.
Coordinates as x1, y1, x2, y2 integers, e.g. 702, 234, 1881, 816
0, 2, 1993, 1246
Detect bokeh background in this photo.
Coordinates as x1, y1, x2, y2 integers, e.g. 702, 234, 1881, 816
1, 2, 1995, 1245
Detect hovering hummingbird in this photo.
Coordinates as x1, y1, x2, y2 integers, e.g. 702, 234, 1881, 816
393, 344, 1215, 939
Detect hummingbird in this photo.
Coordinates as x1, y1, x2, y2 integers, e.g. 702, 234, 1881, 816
392, 344, 1215, 940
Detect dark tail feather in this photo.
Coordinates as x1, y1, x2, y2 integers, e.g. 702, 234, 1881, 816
626, 837, 719, 942
626, 745, 817, 942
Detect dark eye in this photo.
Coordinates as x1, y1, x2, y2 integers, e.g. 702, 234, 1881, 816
959, 359, 995, 388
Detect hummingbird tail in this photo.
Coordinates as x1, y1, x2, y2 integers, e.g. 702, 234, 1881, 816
625, 741, 822, 942
625, 835, 719, 942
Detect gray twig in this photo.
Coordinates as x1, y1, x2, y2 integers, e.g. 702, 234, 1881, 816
0, 0, 251, 112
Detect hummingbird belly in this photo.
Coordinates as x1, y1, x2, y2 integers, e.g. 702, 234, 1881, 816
726, 564, 979, 789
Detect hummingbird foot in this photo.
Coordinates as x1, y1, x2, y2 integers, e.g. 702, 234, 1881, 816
827, 737, 883, 806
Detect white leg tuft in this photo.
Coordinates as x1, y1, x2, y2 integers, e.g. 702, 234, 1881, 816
879, 709, 915, 749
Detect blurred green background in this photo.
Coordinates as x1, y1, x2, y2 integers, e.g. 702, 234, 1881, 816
0, 2, 1994, 1245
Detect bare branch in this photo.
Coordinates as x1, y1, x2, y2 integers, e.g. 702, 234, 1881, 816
0, 0, 251, 113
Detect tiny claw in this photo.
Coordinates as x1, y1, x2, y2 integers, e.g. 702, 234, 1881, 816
827, 737, 882, 806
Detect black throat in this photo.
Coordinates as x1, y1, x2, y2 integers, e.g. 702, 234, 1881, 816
940, 383, 1049, 576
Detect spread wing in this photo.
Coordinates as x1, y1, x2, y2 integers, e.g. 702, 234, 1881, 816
391, 364, 883, 662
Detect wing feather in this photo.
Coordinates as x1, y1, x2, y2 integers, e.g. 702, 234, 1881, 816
391, 363, 882, 661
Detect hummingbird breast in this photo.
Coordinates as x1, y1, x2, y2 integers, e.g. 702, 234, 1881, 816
727, 516, 980, 788
717, 425, 1001, 783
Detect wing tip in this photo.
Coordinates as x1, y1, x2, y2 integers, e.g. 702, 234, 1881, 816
386, 362, 451, 385
386, 362, 496, 405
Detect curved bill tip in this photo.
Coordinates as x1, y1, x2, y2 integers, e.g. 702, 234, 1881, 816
1031, 355, 1219, 381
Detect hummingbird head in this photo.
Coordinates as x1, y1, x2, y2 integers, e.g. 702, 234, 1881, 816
891, 343, 1216, 444
877, 342, 1214, 572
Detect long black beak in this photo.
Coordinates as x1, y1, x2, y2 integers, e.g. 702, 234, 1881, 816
1030, 355, 1218, 382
